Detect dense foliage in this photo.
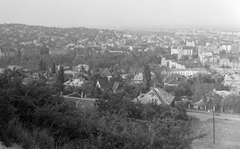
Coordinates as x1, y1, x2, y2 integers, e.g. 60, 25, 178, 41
0, 69, 193, 149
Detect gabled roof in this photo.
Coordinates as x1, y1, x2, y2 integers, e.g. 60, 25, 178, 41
64, 92, 82, 98
100, 68, 112, 77
134, 87, 175, 105
166, 79, 179, 85
153, 88, 175, 105
193, 99, 205, 106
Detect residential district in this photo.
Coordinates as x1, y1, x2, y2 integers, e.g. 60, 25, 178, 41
1, 23, 240, 113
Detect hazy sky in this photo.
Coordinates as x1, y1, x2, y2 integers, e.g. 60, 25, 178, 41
0, 0, 239, 28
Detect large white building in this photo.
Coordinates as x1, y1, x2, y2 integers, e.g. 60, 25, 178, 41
161, 68, 209, 77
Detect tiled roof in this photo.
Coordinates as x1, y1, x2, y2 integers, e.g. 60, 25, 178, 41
134, 87, 175, 105
153, 88, 175, 105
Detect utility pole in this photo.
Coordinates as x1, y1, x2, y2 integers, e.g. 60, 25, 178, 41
213, 105, 215, 143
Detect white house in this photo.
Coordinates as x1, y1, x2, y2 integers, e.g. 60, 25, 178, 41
75, 64, 89, 72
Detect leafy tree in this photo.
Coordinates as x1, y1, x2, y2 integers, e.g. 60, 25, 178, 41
214, 82, 229, 91
193, 83, 214, 102
143, 65, 151, 92
56, 66, 64, 84
51, 62, 56, 74
38, 58, 45, 71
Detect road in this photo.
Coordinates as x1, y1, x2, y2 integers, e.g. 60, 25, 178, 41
187, 110, 240, 121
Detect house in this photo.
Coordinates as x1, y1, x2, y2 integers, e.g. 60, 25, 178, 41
182, 46, 195, 55
186, 40, 195, 47
170, 46, 197, 58
64, 70, 79, 78
7, 65, 23, 71
198, 47, 213, 62
64, 78, 84, 87
100, 68, 112, 79
193, 99, 205, 110
213, 89, 232, 98
96, 76, 122, 93
75, 64, 90, 72
223, 74, 240, 86
133, 87, 175, 106
22, 72, 48, 85
161, 57, 186, 69
164, 78, 180, 86
219, 56, 230, 67
132, 73, 143, 84
170, 46, 182, 55
96, 77, 112, 91
63, 92, 97, 109
230, 82, 240, 95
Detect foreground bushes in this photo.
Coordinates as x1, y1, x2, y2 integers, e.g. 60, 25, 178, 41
0, 70, 193, 149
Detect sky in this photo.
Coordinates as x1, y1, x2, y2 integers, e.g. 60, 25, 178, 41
0, 0, 239, 28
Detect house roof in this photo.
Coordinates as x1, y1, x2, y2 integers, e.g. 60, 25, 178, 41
132, 73, 143, 81
153, 88, 175, 105
100, 68, 112, 77
112, 81, 119, 91
98, 77, 112, 90
134, 87, 175, 105
22, 72, 48, 85
193, 99, 205, 106
7, 65, 23, 71
64, 92, 82, 98
165, 79, 179, 85
64, 79, 83, 87
63, 93, 97, 108
213, 90, 231, 97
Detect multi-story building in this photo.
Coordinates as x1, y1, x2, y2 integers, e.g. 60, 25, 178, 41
161, 57, 186, 69
0, 47, 18, 58
161, 68, 209, 77
230, 43, 240, 53
186, 40, 195, 47
21, 47, 40, 57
